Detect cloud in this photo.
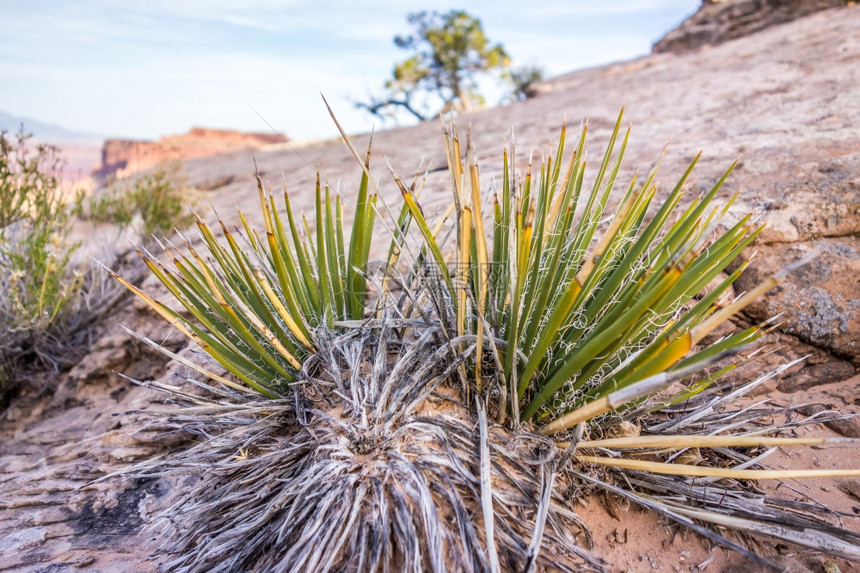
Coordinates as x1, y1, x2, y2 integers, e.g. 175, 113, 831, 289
111, 0, 410, 40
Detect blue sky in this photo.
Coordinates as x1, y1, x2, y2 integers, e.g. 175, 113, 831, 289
0, 1, 699, 142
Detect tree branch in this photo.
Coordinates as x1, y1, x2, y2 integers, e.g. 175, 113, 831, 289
355, 98, 427, 122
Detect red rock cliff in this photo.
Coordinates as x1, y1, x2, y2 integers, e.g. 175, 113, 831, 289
95, 128, 285, 179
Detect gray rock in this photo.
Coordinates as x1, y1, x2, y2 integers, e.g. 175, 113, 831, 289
652, 0, 850, 53
0, 526, 46, 554
735, 240, 860, 364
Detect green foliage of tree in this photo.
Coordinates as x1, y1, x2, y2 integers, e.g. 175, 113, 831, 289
508, 64, 545, 101
359, 10, 539, 122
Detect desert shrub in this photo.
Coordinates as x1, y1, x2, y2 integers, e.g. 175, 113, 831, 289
0, 130, 85, 393
0, 130, 141, 403
0, 130, 79, 315
113, 112, 860, 571
86, 164, 195, 237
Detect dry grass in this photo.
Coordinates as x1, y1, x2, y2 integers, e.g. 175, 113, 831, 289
124, 326, 607, 572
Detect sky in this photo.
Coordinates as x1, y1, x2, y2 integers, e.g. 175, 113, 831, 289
0, 1, 699, 142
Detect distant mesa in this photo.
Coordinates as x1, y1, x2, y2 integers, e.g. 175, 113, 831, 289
95, 127, 286, 180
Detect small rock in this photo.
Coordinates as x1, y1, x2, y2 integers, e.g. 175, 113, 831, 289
796, 404, 860, 438
837, 478, 860, 501
823, 415, 860, 438
778, 360, 856, 393
75, 555, 96, 568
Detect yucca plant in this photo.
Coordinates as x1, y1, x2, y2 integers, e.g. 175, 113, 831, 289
111, 108, 860, 572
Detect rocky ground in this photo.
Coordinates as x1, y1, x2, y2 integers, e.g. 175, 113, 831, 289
652, 0, 852, 53
1, 3, 859, 572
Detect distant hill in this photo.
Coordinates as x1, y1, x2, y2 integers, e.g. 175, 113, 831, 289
0, 111, 106, 143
